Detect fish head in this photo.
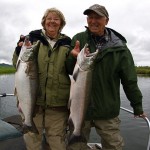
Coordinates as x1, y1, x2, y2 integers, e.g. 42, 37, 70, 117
21, 47, 35, 62
20, 40, 40, 62
77, 44, 99, 71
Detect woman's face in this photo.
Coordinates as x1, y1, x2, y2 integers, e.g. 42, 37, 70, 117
44, 12, 61, 38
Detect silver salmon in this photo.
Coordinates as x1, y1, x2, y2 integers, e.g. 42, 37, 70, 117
14, 39, 40, 134
68, 44, 98, 144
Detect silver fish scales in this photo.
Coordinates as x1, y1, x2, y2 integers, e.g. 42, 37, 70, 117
68, 44, 98, 144
14, 39, 40, 134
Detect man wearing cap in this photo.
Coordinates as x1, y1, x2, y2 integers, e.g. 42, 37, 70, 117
66, 4, 146, 150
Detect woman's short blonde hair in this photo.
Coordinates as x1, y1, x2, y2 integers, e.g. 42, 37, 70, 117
41, 8, 66, 32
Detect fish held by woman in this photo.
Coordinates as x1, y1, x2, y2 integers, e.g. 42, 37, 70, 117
14, 38, 40, 134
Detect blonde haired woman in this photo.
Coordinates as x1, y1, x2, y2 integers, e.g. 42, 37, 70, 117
12, 8, 71, 150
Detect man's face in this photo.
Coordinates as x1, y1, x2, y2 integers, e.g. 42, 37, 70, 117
87, 12, 109, 36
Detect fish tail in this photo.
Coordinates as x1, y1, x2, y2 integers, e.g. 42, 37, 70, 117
22, 122, 39, 134
67, 117, 87, 145
68, 133, 87, 145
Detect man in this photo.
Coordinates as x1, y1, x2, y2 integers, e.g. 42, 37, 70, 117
66, 4, 146, 150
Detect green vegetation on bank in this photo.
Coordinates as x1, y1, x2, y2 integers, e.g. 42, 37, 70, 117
0, 63, 150, 75
135, 66, 150, 76
0, 64, 16, 74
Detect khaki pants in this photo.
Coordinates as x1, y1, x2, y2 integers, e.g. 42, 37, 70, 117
24, 108, 68, 150
67, 117, 124, 150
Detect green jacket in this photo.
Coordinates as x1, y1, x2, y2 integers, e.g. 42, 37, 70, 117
66, 27, 143, 120
12, 29, 71, 107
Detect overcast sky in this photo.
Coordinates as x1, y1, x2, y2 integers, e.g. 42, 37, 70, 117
0, 0, 150, 66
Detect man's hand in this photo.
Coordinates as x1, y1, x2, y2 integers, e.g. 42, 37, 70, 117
134, 113, 147, 118
71, 41, 90, 58
71, 40, 80, 58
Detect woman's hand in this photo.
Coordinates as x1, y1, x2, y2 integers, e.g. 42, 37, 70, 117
17, 35, 32, 48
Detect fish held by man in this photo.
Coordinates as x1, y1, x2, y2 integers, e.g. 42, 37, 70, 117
68, 44, 99, 145
14, 38, 40, 134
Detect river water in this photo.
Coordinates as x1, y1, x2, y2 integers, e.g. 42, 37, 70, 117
0, 74, 150, 150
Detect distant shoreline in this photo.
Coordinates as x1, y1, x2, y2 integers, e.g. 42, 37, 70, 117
0, 64, 150, 76
135, 66, 150, 76
0, 63, 16, 74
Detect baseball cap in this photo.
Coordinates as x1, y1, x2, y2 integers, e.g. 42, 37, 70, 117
83, 4, 109, 18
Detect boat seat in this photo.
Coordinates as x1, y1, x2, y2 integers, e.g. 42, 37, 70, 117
0, 119, 22, 141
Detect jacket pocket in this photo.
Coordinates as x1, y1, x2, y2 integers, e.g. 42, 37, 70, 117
58, 74, 71, 89
58, 74, 71, 101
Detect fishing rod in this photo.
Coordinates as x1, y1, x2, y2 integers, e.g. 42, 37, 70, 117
0, 93, 14, 97
121, 106, 150, 150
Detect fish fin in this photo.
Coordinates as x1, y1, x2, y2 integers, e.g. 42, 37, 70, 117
68, 133, 87, 145
14, 87, 17, 96
68, 77, 75, 109
68, 117, 74, 130
16, 59, 20, 70
68, 98, 71, 109
22, 122, 39, 134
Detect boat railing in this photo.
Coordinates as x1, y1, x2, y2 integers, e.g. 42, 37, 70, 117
120, 107, 150, 150
0, 93, 14, 97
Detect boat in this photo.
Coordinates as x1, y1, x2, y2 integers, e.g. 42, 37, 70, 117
0, 93, 150, 150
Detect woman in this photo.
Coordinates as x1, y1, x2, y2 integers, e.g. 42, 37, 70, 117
12, 8, 71, 150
